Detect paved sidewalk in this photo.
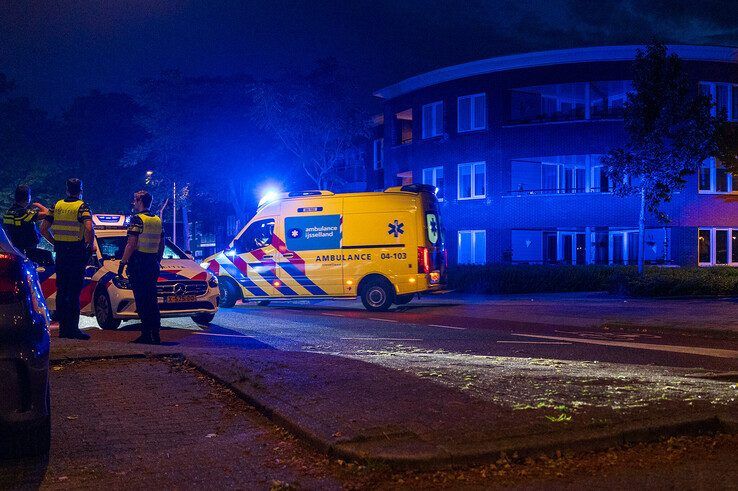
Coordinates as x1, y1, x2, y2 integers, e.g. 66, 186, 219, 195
51, 334, 738, 466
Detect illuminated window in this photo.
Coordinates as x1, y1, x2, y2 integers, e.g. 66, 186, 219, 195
422, 101, 444, 138
698, 227, 738, 266
458, 230, 486, 264
457, 162, 486, 199
457, 94, 486, 132
700, 82, 738, 121
422, 166, 445, 201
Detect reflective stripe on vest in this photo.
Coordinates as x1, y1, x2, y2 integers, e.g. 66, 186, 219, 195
51, 200, 85, 242
136, 213, 162, 254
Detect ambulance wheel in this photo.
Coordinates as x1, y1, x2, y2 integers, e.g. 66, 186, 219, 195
395, 294, 414, 305
257, 300, 271, 307
191, 312, 216, 325
218, 276, 240, 308
360, 278, 395, 312
94, 290, 121, 330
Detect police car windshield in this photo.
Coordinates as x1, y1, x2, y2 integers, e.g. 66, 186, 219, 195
97, 236, 187, 260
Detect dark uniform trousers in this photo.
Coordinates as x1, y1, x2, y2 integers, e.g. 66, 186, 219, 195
128, 251, 161, 341
55, 241, 89, 336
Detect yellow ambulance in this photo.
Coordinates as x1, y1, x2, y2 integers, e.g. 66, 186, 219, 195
201, 184, 447, 311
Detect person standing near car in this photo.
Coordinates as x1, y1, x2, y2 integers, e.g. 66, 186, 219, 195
119, 190, 164, 345
40, 178, 95, 340
2, 185, 49, 261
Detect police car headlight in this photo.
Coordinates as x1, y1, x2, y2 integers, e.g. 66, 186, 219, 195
112, 275, 131, 290
208, 275, 218, 288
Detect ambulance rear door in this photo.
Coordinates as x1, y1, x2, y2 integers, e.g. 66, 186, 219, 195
278, 198, 344, 296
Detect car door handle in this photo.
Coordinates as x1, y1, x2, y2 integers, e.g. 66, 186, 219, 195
282, 253, 294, 258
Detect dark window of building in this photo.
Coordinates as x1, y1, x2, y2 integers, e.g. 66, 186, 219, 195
372, 138, 383, 170
543, 232, 557, 264
698, 229, 711, 263
733, 231, 738, 264
590, 81, 632, 119
394, 108, 413, 145
716, 229, 729, 264
457, 94, 486, 132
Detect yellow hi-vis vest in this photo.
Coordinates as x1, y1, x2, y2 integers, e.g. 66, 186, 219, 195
136, 213, 163, 254
51, 199, 85, 242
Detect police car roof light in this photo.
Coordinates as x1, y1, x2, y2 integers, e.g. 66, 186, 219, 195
287, 190, 334, 198
92, 214, 127, 228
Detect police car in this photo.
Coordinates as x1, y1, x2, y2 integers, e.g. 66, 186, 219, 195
38, 214, 219, 329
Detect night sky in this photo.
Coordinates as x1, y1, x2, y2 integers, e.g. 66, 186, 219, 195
2, 0, 737, 112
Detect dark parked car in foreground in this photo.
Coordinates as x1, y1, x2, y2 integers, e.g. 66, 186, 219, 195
0, 229, 51, 457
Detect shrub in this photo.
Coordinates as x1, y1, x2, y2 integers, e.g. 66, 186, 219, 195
447, 264, 738, 297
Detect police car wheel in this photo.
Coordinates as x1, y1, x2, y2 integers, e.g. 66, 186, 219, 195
361, 278, 394, 312
218, 277, 240, 308
95, 290, 121, 330
191, 313, 216, 325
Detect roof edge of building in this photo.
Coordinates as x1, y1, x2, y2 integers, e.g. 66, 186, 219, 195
373, 44, 738, 100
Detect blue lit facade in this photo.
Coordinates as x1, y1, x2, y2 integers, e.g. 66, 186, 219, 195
371, 45, 738, 267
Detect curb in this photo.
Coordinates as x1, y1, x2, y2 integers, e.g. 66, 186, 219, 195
186, 356, 738, 468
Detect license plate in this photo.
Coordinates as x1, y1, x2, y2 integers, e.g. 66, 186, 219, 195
162, 295, 197, 303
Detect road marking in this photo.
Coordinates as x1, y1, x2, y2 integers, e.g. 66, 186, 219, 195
369, 318, 398, 323
497, 340, 572, 345
193, 332, 246, 338
429, 324, 466, 330
510, 333, 738, 359
321, 313, 345, 317
340, 337, 422, 341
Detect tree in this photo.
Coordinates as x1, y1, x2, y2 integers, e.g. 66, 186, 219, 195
0, 74, 61, 207
251, 59, 370, 190
602, 43, 734, 274
60, 91, 148, 212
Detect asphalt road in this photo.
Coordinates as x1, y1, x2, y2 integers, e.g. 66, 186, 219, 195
152, 297, 738, 371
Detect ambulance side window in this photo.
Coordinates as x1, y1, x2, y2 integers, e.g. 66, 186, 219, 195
234, 219, 275, 253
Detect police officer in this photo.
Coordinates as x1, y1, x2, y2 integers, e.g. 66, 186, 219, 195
40, 178, 95, 340
119, 190, 164, 345
2, 185, 49, 261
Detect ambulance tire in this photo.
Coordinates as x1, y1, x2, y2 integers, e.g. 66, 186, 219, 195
394, 294, 414, 305
218, 276, 241, 308
95, 290, 121, 330
360, 277, 395, 312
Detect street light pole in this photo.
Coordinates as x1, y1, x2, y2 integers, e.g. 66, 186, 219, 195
173, 181, 177, 246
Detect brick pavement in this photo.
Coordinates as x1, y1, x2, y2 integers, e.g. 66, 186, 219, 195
0, 357, 345, 490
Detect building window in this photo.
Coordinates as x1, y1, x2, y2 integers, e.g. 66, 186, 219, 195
396, 171, 413, 186
698, 158, 738, 194
422, 101, 444, 138
422, 166, 445, 201
457, 93, 486, 132
509, 81, 633, 124
510, 155, 610, 194
457, 162, 486, 199
372, 138, 383, 170
609, 230, 639, 265
394, 108, 413, 145
458, 230, 486, 264
698, 228, 738, 266
700, 82, 738, 121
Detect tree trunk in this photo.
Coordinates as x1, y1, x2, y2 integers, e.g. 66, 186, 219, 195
638, 186, 646, 274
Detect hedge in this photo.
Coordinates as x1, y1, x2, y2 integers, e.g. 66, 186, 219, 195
447, 264, 738, 297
